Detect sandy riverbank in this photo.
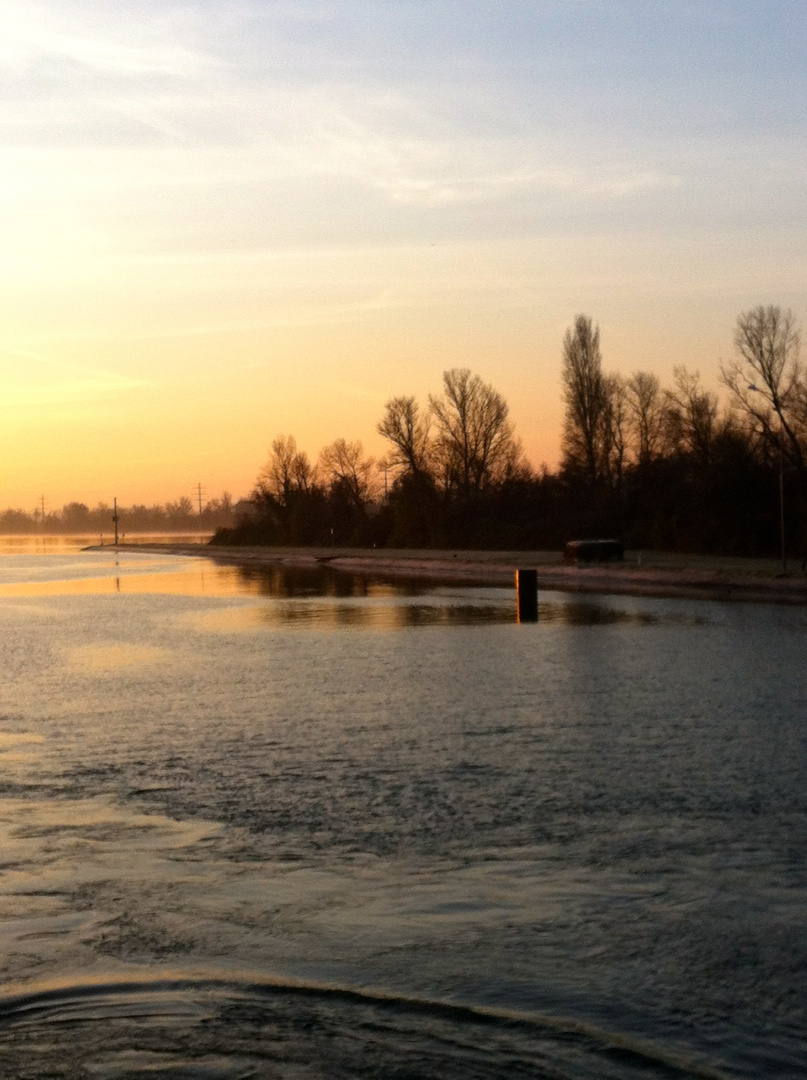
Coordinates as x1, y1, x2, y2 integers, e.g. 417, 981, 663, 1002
87, 542, 807, 605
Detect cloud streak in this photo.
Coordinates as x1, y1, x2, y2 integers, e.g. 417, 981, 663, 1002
1, 3, 213, 78
0, 344, 152, 405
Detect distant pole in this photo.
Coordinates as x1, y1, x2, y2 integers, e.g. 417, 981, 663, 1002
40, 494, 45, 528
197, 482, 203, 516
113, 498, 119, 546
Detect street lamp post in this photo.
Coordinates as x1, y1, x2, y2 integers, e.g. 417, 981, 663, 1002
749, 385, 787, 573
777, 440, 786, 574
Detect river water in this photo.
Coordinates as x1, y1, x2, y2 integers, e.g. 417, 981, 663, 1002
0, 542, 804, 1079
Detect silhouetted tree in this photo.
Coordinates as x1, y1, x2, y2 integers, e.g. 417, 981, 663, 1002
721, 305, 806, 478
601, 373, 628, 491
429, 368, 517, 495
626, 371, 665, 464
211, 311, 807, 557
377, 396, 432, 482
318, 438, 377, 510
561, 315, 606, 484
256, 435, 315, 505
664, 366, 719, 464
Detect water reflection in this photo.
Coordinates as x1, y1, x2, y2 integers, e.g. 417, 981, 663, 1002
0, 534, 211, 556
234, 564, 514, 629
0, 731, 44, 767
543, 600, 665, 625
0, 559, 243, 597
0, 548, 713, 628
235, 563, 427, 599
1, 548, 802, 1079
194, 598, 513, 634
189, 564, 713, 631
67, 644, 172, 674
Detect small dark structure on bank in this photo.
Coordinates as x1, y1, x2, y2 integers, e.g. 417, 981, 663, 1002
564, 539, 624, 565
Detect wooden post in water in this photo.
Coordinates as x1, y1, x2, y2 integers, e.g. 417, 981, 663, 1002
516, 569, 538, 622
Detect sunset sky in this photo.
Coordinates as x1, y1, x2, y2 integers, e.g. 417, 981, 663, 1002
1, 0, 805, 511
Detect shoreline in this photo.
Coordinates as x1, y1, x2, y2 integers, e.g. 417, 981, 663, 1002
86, 542, 807, 606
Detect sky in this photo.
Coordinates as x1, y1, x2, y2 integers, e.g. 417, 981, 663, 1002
0, 0, 805, 510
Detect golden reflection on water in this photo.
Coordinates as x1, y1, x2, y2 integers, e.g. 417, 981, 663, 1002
0, 535, 212, 555
0, 733, 44, 747
0, 550, 682, 631
189, 600, 512, 634
66, 644, 172, 673
0, 732, 44, 765
1, 796, 217, 842
0, 565, 246, 598
181, 563, 515, 631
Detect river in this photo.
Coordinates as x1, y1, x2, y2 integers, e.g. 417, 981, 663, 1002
0, 541, 804, 1078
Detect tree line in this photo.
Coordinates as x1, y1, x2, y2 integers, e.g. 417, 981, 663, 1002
0, 494, 236, 535
220, 302, 806, 559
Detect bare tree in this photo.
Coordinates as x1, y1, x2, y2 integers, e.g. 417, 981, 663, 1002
377, 396, 432, 480
664, 366, 719, 463
256, 435, 314, 505
561, 315, 605, 483
721, 305, 805, 474
601, 373, 628, 490
165, 496, 195, 521
318, 438, 377, 508
625, 371, 665, 464
429, 368, 516, 494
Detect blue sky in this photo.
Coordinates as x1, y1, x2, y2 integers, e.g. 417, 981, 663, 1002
0, 0, 805, 506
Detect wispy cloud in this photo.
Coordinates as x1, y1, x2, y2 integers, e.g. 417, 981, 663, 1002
281, 113, 682, 208
1, 5, 212, 78
0, 344, 153, 406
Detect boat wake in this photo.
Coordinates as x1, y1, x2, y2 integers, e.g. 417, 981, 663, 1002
0, 971, 739, 1080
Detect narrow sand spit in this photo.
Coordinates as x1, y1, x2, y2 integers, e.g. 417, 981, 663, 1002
88, 543, 807, 606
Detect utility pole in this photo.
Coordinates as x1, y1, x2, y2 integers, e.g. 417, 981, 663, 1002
113, 498, 119, 546
40, 495, 45, 528
197, 483, 205, 516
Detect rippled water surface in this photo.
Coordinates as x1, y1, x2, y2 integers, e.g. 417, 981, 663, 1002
0, 543, 805, 1079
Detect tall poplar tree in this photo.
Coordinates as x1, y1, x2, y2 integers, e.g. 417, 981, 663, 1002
561, 315, 605, 484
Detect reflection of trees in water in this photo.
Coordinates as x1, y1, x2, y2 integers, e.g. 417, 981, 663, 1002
231, 564, 509, 625
541, 601, 656, 625
538, 601, 706, 626
235, 564, 341, 597
255, 601, 513, 629
235, 563, 430, 600
230, 568, 709, 629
